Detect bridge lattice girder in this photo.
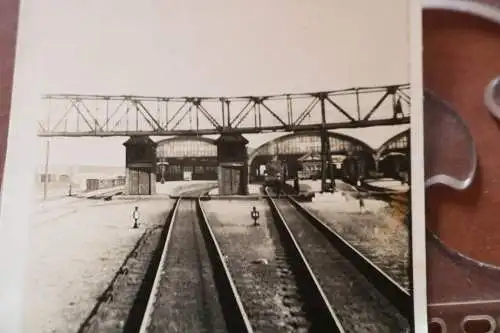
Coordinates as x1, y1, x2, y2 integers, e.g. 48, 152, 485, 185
38, 84, 410, 137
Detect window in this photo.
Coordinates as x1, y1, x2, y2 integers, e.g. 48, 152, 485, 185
204, 166, 217, 174
168, 165, 181, 174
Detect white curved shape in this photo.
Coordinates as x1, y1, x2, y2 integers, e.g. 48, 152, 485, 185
423, 90, 478, 191
423, 0, 500, 24
430, 317, 447, 333
461, 315, 496, 333
485, 76, 500, 120
422, 2, 497, 190
425, 170, 476, 190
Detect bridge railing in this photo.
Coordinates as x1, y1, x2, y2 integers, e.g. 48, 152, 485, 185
37, 84, 410, 137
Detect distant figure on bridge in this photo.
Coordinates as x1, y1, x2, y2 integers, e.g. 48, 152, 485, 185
132, 206, 140, 229
294, 176, 300, 194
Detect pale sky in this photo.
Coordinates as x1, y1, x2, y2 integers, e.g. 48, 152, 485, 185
12, 0, 410, 169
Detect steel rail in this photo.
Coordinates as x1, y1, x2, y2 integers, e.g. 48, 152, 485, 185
137, 197, 181, 333
137, 196, 252, 333
195, 198, 254, 333
286, 195, 412, 321
264, 188, 346, 333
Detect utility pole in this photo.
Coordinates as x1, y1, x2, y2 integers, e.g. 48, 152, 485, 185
68, 165, 73, 196
320, 94, 330, 193
43, 140, 50, 200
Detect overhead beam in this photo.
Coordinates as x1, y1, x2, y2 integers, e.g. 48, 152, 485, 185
37, 117, 410, 137
38, 84, 411, 137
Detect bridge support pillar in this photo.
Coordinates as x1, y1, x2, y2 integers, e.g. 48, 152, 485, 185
215, 133, 249, 195
320, 131, 332, 192
123, 136, 157, 195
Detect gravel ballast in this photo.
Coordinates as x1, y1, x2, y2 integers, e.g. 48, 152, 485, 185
275, 198, 409, 332
202, 199, 311, 333
79, 225, 165, 333
146, 199, 228, 333
303, 191, 410, 289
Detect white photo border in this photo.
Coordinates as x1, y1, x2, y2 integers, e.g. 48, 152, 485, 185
410, 0, 427, 332
0, 1, 429, 332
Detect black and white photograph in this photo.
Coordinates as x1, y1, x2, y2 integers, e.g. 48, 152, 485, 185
1, 0, 425, 332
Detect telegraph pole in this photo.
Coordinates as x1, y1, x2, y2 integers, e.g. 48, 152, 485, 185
43, 140, 50, 200
320, 94, 330, 193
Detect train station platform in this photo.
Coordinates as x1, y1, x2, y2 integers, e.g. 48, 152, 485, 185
74, 186, 125, 199
36, 186, 126, 215
156, 181, 218, 196
25, 195, 175, 333
284, 179, 357, 194
208, 183, 262, 196
36, 183, 81, 202
363, 178, 409, 193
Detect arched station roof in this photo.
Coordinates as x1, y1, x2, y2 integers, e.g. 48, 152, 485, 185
156, 136, 217, 158
376, 129, 409, 157
248, 131, 375, 165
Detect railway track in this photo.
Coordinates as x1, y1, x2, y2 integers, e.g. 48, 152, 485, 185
265, 187, 412, 332
126, 186, 412, 332
135, 197, 251, 333
351, 186, 411, 289
320, 183, 411, 288
324, 221, 411, 291
203, 201, 345, 332
129, 194, 347, 332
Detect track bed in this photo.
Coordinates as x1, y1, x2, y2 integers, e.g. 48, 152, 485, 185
145, 199, 228, 333
274, 198, 409, 332
203, 200, 313, 333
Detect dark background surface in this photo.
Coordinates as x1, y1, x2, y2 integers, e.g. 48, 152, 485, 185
2, 1, 500, 332
424, 7, 500, 333
424, 8, 500, 268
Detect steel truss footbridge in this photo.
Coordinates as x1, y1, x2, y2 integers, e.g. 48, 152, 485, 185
37, 83, 410, 137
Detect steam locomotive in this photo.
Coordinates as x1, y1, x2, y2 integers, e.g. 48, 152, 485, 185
263, 158, 286, 187
341, 153, 370, 185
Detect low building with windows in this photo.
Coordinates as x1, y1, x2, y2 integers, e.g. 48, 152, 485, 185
297, 152, 321, 179
156, 137, 218, 182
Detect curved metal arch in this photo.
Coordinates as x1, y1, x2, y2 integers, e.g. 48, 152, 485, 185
376, 129, 410, 157
248, 131, 374, 166
156, 136, 217, 158
379, 151, 407, 159
155, 136, 216, 146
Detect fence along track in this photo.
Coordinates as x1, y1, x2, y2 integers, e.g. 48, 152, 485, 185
286, 195, 413, 321
137, 197, 252, 333
264, 188, 346, 333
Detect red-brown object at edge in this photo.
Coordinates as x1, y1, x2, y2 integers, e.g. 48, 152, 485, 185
424, 8, 500, 333
0, 0, 19, 187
